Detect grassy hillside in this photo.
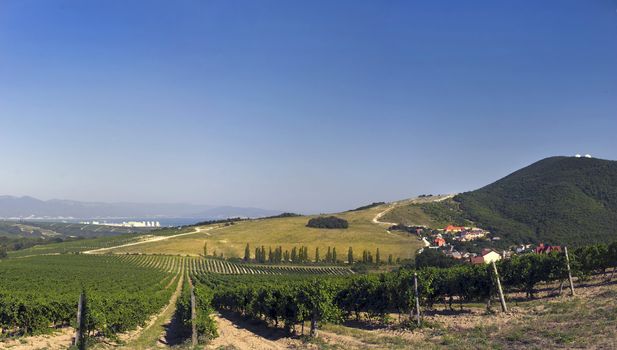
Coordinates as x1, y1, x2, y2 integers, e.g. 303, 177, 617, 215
107, 204, 424, 261
381, 197, 471, 228
455, 156, 617, 246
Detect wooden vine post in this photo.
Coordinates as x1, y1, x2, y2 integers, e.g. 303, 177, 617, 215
413, 272, 421, 327
73, 292, 83, 347
491, 261, 508, 313
74, 290, 87, 350
191, 284, 197, 346
564, 246, 576, 296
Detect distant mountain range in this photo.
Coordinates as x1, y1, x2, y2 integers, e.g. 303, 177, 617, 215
0, 196, 281, 220
455, 156, 617, 246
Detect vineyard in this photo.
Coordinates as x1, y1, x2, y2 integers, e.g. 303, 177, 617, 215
188, 241, 617, 338
0, 255, 182, 338
187, 257, 354, 275
1, 241, 616, 348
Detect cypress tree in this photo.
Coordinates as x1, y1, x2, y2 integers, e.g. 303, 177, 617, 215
315, 247, 320, 263
291, 247, 297, 263
244, 243, 250, 261
203, 242, 208, 257
348, 247, 354, 264
388, 254, 393, 265
332, 247, 337, 263
376, 248, 381, 265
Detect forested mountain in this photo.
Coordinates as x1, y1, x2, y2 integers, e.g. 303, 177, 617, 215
455, 156, 617, 246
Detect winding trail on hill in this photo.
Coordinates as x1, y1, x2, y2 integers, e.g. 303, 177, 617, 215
82, 226, 216, 254
372, 204, 399, 226
373, 194, 456, 227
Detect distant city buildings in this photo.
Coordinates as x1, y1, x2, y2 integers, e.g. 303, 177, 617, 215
80, 220, 161, 228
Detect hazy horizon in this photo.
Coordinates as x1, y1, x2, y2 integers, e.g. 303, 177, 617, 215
1, 1, 616, 213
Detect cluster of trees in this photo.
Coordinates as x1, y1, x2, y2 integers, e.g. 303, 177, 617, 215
240, 244, 393, 266
306, 216, 349, 229
192, 218, 243, 227
0, 235, 84, 256
349, 202, 385, 212
260, 212, 302, 219
246, 245, 312, 264
574, 243, 617, 277
415, 249, 464, 269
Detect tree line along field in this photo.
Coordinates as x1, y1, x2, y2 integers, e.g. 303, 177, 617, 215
105, 205, 425, 262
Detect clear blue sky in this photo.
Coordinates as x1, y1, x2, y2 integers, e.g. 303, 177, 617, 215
1, 1, 616, 213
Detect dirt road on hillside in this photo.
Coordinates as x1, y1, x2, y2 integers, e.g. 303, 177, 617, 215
83, 226, 216, 254
372, 194, 455, 226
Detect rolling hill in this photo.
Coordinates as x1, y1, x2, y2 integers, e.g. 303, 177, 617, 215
455, 156, 617, 246
104, 204, 424, 261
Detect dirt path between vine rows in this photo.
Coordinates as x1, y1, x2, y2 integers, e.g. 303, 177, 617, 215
206, 314, 296, 350
0, 328, 74, 350
115, 272, 185, 349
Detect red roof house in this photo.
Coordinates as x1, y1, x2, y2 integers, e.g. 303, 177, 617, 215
534, 243, 562, 254
444, 225, 465, 233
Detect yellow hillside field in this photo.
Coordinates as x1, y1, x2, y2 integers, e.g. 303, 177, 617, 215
108, 205, 423, 261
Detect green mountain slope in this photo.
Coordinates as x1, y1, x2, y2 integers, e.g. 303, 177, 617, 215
455, 156, 617, 246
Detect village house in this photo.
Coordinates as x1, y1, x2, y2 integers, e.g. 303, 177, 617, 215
515, 244, 532, 253
444, 225, 465, 233
455, 228, 488, 242
534, 243, 562, 254
434, 237, 446, 247
470, 249, 502, 264
445, 250, 463, 259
